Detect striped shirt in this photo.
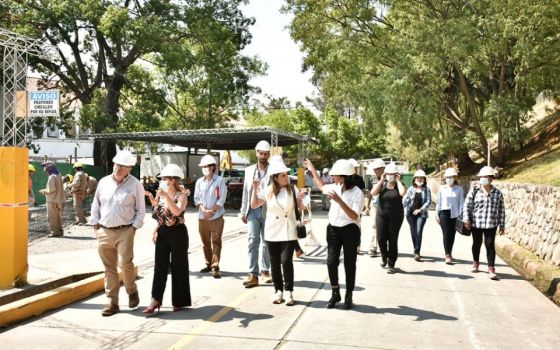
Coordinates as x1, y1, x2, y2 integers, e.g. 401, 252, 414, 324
194, 174, 227, 220
463, 185, 505, 229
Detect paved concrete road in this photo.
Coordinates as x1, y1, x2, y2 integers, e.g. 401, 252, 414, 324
2, 210, 560, 349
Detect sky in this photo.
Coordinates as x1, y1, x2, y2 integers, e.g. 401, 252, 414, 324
241, 0, 317, 107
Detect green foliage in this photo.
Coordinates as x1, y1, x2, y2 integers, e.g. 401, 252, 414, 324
285, 0, 560, 167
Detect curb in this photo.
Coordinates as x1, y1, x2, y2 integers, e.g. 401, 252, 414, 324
0, 268, 137, 327
495, 236, 560, 306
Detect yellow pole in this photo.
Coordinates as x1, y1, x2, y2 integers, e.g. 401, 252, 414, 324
297, 167, 304, 189
0, 147, 29, 288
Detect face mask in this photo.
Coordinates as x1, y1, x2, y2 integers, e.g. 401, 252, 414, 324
445, 178, 454, 186
159, 182, 169, 192
479, 177, 490, 186
202, 167, 211, 176
414, 180, 424, 187
386, 175, 395, 183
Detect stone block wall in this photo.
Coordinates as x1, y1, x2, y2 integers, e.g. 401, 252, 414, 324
497, 182, 560, 266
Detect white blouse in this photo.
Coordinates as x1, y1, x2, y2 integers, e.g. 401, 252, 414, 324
323, 184, 365, 227
258, 186, 299, 242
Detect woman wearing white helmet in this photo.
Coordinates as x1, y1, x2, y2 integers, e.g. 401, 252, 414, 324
251, 158, 305, 306
371, 162, 406, 274
463, 166, 505, 280
143, 164, 191, 314
194, 154, 228, 278
304, 158, 364, 310
435, 168, 464, 264
402, 169, 432, 261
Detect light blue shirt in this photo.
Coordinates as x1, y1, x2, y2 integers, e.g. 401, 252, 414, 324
436, 184, 464, 219
194, 174, 227, 220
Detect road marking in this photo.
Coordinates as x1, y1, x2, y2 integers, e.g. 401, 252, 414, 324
168, 288, 257, 350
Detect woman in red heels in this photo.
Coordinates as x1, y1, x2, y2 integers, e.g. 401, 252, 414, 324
144, 164, 191, 314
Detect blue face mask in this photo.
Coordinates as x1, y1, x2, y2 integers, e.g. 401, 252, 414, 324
159, 182, 169, 192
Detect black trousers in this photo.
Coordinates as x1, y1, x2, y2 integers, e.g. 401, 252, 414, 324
266, 240, 296, 292
151, 224, 191, 307
376, 214, 404, 267
471, 227, 497, 267
326, 224, 361, 291
438, 210, 457, 255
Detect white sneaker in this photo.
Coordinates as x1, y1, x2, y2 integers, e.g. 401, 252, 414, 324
286, 291, 294, 306
273, 291, 284, 304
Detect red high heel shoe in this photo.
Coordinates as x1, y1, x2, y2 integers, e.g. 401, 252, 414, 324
173, 306, 184, 312
143, 300, 161, 314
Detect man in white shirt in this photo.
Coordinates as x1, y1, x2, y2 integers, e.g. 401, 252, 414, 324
91, 150, 146, 316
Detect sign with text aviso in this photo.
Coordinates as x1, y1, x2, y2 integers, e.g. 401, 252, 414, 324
28, 90, 60, 117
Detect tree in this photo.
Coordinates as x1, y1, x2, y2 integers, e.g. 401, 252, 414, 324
285, 0, 560, 167
1, 0, 261, 169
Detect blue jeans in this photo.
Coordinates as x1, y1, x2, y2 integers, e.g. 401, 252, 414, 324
406, 215, 427, 255
247, 208, 270, 275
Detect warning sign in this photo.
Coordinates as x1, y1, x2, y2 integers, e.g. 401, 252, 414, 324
28, 90, 60, 117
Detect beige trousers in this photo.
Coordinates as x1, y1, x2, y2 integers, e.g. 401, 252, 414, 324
47, 202, 64, 236
198, 216, 225, 268
96, 226, 137, 305
72, 193, 86, 223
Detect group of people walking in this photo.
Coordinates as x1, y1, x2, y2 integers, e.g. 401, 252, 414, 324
86, 142, 505, 317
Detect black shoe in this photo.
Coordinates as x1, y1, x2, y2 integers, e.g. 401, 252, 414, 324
380, 257, 388, 268
326, 288, 341, 309
344, 291, 353, 310
200, 266, 211, 273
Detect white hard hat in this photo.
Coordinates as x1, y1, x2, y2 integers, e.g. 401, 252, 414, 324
330, 159, 355, 176
385, 162, 399, 174
268, 159, 290, 176
413, 170, 427, 178
477, 166, 495, 177
348, 158, 359, 167
371, 159, 386, 169
199, 154, 217, 167
160, 164, 183, 178
322, 168, 330, 173
444, 168, 458, 177
269, 155, 283, 163
255, 140, 271, 151
112, 150, 136, 166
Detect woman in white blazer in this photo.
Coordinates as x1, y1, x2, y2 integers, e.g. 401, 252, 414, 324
251, 158, 305, 306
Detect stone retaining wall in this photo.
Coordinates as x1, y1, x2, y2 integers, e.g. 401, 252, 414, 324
497, 182, 560, 266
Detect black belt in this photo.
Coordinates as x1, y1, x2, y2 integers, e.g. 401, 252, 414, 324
99, 224, 133, 230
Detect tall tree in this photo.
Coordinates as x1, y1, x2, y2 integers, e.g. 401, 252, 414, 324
1, 0, 260, 169
285, 0, 560, 166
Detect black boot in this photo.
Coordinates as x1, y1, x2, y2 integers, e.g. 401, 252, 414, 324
343, 291, 353, 310
326, 287, 341, 309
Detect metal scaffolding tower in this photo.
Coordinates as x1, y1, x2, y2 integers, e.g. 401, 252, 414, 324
0, 27, 52, 146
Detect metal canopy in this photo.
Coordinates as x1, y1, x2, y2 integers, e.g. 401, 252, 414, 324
87, 126, 315, 150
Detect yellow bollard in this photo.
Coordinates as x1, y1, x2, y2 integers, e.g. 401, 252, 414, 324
297, 167, 305, 189
0, 147, 29, 289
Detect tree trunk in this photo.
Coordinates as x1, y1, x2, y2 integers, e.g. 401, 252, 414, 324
93, 74, 125, 173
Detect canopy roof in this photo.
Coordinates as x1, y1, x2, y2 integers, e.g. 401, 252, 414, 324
88, 126, 314, 150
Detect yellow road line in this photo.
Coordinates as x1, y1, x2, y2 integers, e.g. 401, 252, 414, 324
168, 288, 257, 350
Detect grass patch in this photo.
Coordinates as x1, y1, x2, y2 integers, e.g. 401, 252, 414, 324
500, 148, 560, 187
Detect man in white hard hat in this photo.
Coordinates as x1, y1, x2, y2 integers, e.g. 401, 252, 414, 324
91, 150, 146, 316
70, 162, 88, 225
365, 159, 386, 257
194, 154, 228, 278
239, 140, 272, 287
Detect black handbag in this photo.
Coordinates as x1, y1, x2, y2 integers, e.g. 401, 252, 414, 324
455, 214, 471, 236
292, 188, 306, 238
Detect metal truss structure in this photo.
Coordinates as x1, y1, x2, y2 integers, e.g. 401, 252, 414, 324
0, 27, 52, 146
88, 126, 315, 151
